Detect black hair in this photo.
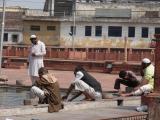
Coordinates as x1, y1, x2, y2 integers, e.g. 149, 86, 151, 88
119, 70, 127, 78
38, 67, 48, 75
74, 65, 85, 75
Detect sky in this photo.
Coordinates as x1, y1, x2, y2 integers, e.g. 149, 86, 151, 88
0, 0, 46, 9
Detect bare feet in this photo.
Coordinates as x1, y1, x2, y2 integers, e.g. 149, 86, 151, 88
81, 97, 95, 101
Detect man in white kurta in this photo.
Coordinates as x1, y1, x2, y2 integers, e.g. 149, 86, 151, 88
28, 35, 46, 85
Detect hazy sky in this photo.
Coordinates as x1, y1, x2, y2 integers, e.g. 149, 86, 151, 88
0, 0, 46, 9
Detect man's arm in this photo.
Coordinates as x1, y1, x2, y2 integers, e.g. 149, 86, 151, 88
134, 78, 148, 90
62, 71, 84, 100
62, 83, 74, 100
34, 42, 46, 57
127, 71, 137, 80
68, 91, 82, 102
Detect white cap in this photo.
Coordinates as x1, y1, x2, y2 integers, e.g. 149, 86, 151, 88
142, 58, 151, 64
30, 35, 37, 39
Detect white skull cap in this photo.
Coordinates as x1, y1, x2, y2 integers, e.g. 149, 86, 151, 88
142, 58, 151, 63
30, 34, 37, 38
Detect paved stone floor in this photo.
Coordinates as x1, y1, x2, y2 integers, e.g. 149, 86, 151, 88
0, 68, 141, 91
0, 68, 145, 120
1, 106, 146, 120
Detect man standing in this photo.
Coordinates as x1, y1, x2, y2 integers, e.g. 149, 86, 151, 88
28, 35, 46, 85
62, 65, 102, 101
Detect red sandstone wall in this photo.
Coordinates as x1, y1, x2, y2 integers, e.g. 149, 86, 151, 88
2, 46, 155, 62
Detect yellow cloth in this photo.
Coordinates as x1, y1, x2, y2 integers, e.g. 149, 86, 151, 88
143, 64, 154, 88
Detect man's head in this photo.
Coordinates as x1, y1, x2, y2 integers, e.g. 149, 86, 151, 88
30, 34, 38, 45
141, 58, 151, 69
38, 67, 48, 77
74, 65, 85, 75
119, 70, 127, 79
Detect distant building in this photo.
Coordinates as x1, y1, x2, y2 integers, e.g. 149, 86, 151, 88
43, 0, 160, 48
0, 7, 23, 45
22, 9, 60, 45
1, 1, 160, 48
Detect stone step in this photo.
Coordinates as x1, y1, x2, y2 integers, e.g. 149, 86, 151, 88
0, 98, 141, 117
4, 62, 27, 69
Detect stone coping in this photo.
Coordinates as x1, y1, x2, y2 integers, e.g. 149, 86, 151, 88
0, 97, 141, 117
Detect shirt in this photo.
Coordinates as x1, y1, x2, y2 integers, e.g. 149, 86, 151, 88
143, 64, 155, 88
28, 40, 46, 76
74, 71, 102, 92
126, 71, 141, 84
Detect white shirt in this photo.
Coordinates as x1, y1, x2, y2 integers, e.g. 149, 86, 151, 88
75, 71, 84, 81
28, 40, 46, 76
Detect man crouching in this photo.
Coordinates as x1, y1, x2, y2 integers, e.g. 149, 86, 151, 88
30, 67, 63, 112
62, 65, 102, 101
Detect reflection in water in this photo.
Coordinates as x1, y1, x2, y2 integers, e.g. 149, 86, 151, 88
0, 87, 30, 107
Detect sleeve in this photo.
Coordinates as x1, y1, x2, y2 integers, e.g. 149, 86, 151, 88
143, 69, 153, 81
71, 71, 84, 84
75, 71, 84, 81
35, 42, 46, 56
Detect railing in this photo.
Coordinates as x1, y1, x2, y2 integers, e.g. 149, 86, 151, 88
2, 45, 155, 62
23, 9, 160, 19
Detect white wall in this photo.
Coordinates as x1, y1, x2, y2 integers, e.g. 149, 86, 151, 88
3, 32, 23, 44
60, 21, 160, 48
61, 22, 159, 39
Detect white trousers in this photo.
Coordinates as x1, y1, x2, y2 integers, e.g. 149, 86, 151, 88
73, 80, 102, 100
30, 76, 39, 85
30, 86, 45, 99
133, 84, 153, 96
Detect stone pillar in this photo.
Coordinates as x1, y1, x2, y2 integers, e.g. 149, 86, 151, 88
153, 34, 160, 92
124, 37, 128, 63
141, 34, 160, 120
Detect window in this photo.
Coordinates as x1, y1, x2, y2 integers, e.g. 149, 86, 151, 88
30, 25, 40, 31
108, 26, 122, 37
47, 26, 56, 31
70, 26, 76, 35
155, 27, 160, 34
142, 27, 148, 38
95, 26, 102, 36
3, 33, 8, 42
85, 26, 92, 36
128, 27, 135, 37
12, 34, 19, 42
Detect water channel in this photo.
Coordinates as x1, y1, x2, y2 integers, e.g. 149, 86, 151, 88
0, 86, 30, 108
0, 86, 84, 108
0, 85, 115, 108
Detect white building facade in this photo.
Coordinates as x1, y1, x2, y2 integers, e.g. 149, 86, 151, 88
60, 21, 160, 48
59, 2, 160, 48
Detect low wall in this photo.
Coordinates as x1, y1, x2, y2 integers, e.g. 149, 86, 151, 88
2, 45, 155, 62
2, 45, 154, 74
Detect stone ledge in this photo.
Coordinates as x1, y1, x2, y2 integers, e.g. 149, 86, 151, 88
0, 98, 141, 117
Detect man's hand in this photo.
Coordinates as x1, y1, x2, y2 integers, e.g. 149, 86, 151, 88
68, 98, 73, 102
32, 53, 36, 57
44, 90, 50, 96
134, 86, 139, 91
62, 95, 68, 100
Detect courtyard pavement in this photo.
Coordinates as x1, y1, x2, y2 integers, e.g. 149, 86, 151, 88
1, 106, 147, 120
0, 68, 142, 91
0, 68, 145, 120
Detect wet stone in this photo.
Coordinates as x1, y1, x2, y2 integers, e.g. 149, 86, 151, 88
24, 98, 39, 106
